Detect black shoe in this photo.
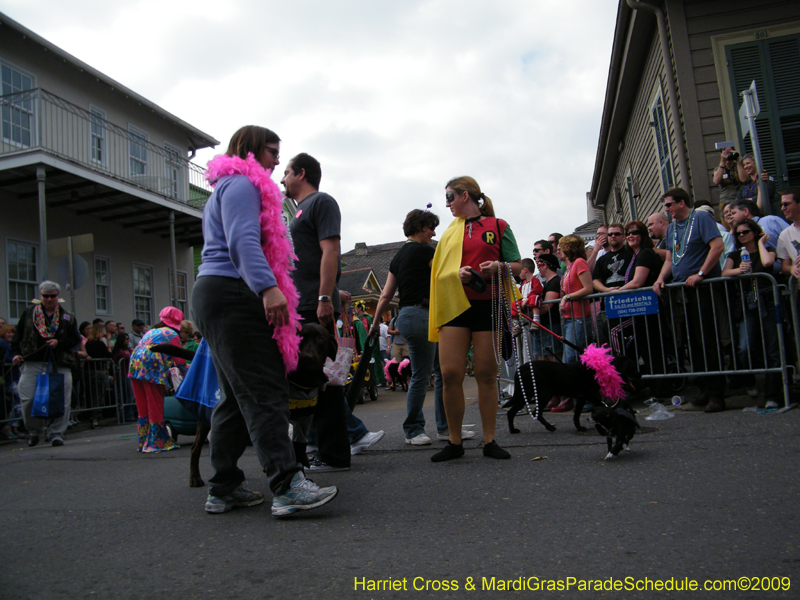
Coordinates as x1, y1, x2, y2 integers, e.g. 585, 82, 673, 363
51, 438, 64, 447
483, 441, 511, 459
28, 435, 39, 448
431, 442, 464, 462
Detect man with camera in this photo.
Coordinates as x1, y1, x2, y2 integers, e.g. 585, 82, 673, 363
712, 147, 742, 203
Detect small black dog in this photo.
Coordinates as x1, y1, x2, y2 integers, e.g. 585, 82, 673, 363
591, 402, 640, 459
505, 352, 640, 435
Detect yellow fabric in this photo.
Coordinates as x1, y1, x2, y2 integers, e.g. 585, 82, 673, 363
429, 218, 470, 342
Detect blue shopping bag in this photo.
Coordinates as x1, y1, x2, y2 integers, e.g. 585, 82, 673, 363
31, 349, 65, 419
174, 339, 219, 410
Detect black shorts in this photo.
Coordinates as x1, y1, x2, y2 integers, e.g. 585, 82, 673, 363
441, 299, 493, 332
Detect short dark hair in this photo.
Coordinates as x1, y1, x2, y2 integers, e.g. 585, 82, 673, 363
663, 187, 692, 208
607, 222, 624, 232
289, 153, 322, 190
226, 125, 280, 161
549, 233, 563, 244
780, 188, 800, 204
402, 209, 440, 237
92, 318, 104, 325
730, 198, 760, 217
521, 258, 536, 272
534, 240, 554, 253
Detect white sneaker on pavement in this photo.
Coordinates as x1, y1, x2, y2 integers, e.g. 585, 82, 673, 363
350, 430, 385, 455
405, 433, 432, 446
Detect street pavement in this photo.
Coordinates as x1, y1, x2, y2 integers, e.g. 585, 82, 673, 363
2, 377, 799, 600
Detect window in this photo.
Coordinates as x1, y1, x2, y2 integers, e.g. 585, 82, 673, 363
89, 106, 106, 165
129, 125, 148, 176
164, 143, 183, 199
6, 240, 37, 322
169, 269, 188, 315
650, 92, 674, 192
94, 256, 111, 314
727, 33, 800, 189
1, 62, 35, 147
625, 168, 638, 222
133, 264, 153, 325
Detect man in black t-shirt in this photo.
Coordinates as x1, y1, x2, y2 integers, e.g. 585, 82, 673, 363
592, 223, 632, 345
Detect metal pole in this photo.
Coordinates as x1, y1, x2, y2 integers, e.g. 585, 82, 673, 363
36, 165, 48, 280
67, 236, 76, 314
742, 90, 772, 216
169, 210, 179, 308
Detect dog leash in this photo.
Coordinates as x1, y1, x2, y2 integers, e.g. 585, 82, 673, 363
518, 313, 581, 352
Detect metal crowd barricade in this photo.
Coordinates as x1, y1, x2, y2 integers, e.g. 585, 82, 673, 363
581, 274, 795, 410
788, 276, 800, 380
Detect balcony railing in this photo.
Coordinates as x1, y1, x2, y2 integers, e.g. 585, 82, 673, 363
1, 88, 212, 208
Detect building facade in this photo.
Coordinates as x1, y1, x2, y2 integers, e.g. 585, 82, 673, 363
0, 12, 218, 326
589, 0, 800, 222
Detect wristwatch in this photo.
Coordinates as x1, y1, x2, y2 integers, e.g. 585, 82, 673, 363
318, 295, 332, 303
697, 270, 704, 278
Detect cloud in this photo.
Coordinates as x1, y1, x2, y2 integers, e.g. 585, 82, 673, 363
2, 0, 619, 258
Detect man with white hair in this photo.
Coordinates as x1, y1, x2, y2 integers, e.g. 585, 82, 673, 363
11, 281, 81, 447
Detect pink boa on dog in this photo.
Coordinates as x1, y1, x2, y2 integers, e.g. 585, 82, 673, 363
205, 153, 301, 373
579, 344, 626, 401
398, 359, 411, 376
384, 359, 398, 382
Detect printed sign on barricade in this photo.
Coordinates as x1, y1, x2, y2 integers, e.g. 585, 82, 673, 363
605, 291, 660, 319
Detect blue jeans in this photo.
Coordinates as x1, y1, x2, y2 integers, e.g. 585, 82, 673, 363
738, 304, 780, 403
562, 316, 592, 364
397, 305, 446, 438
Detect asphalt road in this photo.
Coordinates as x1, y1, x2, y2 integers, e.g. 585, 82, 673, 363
2, 379, 799, 600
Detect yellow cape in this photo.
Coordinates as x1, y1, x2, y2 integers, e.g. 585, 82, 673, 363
429, 218, 470, 342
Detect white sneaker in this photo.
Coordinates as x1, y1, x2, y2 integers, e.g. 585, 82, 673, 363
436, 429, 476, 441
405, 433, 432, 446
350, 430, 385, 455
271, 472, 338, 517
765, 400, 779, 409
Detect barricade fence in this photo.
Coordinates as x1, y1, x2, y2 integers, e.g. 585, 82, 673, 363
499, 274, 796, 409
2, 357, 138, 427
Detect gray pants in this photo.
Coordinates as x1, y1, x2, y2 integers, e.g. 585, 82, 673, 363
192, 276, 301, 497
19, 361, 72, 441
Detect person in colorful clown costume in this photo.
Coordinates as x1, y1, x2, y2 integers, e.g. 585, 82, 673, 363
128, 306, 185, 453
429, 176, 522, 462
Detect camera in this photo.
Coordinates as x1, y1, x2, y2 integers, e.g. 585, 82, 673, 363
725, 151, 740, 161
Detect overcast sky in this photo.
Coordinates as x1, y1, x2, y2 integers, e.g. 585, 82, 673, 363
2, 0, 617, 261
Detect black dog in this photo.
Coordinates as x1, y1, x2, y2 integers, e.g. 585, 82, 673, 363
591, 402, 640, 459
506, 354, 640, 435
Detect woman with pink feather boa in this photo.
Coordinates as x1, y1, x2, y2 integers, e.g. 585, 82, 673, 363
192, 126, 338, 517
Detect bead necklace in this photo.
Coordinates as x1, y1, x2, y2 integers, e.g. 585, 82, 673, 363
671, 209, 696, 264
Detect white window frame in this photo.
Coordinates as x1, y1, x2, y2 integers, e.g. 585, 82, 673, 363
128, 124, 148, 177
89, 105, 106, 166
6, 238, 38, 324
1, 60, 35, 148
169, 268, 188, 316
94, 255, 112, 315
164, 142, 184, 200
132, 263, 154, 326
650, 88, 675, 192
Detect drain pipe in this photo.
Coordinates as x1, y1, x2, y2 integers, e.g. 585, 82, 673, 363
627, 0, 690, 190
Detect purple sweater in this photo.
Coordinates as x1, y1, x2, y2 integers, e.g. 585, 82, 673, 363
197, 175, 277, 294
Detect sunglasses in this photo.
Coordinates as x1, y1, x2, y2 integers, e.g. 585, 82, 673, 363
607, 232, 623, 237
781, 202, 795, 208
625, 230, 642, 237
445, 191, 456, 205
736, 229, 753, 237
664, 201, 676, 208
41, 293, 58, 298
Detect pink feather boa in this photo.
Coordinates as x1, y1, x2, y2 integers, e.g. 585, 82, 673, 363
205, 153, 301, 374
384, 359, 397, 382
579, 344, 626, 401
399, 359, 411, 375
